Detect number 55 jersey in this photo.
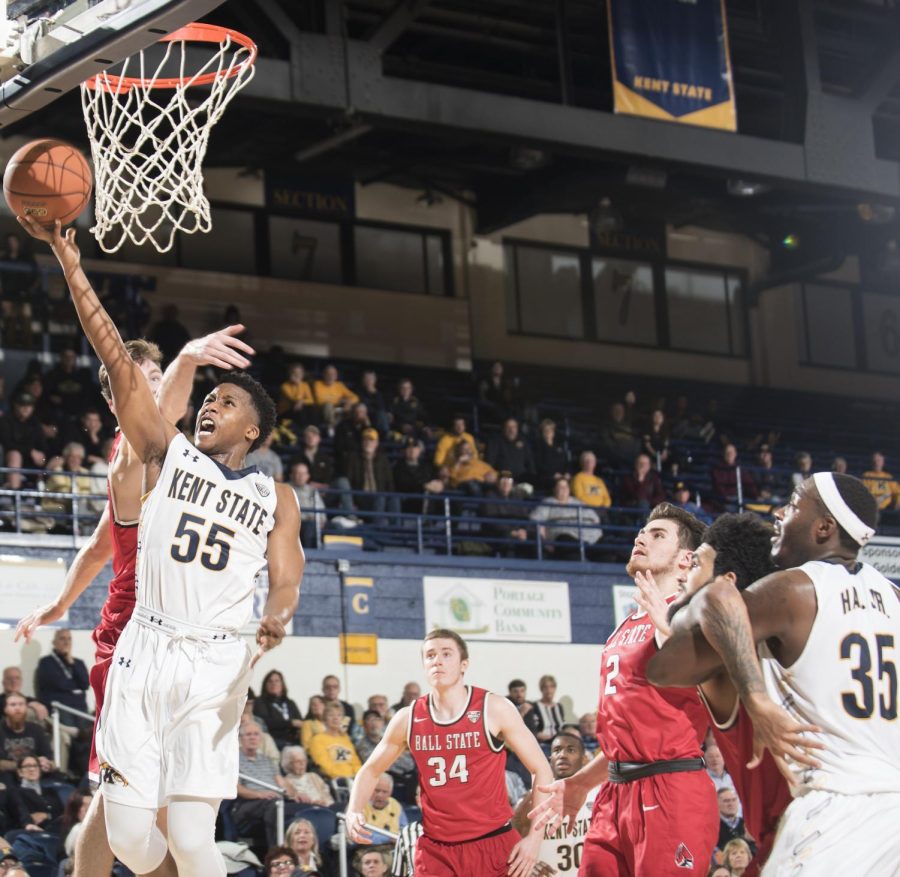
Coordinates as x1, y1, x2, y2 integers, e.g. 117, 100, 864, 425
135, 432, 277, 629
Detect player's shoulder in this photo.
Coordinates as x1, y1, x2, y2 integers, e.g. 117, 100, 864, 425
273, 482, 301, 516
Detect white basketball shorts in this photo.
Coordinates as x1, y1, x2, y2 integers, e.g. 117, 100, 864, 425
95, 605, 251, 808
763, 788, 900, 876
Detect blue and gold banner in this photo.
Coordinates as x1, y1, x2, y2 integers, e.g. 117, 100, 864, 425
342, 575, 376, 633
607, 0, 736, 131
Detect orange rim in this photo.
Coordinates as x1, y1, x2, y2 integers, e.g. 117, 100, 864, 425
84, 22, 257, 92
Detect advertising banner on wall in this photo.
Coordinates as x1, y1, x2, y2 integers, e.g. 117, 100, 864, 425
607, 0, 737, 131
612, 584, 640, 628
861, 537, 900, 583
423, 577, 571, 643
0, 555, 67, 627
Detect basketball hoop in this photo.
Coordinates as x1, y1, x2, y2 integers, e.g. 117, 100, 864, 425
81, 23, 257, 254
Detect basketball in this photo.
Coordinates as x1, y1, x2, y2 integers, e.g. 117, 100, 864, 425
3, 138, 92, 227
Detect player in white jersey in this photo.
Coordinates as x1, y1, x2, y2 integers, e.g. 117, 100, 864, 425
512, 732, 597, 875
20, 217, 305, 877
648, 472, 900, 875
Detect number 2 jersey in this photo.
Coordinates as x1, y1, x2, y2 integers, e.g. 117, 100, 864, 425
136, 432, 277, 629
407, 686, 511, 842
597, 601, 710, 762
761, 559, 900, 795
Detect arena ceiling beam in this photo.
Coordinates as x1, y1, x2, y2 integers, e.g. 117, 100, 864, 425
249, 33, 900, 200
366, 0, 433, 53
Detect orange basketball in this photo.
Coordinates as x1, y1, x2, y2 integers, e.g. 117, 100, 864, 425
3, 139, 93, 227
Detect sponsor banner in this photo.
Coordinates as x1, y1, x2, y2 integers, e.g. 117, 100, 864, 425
607, 0, 737, 131
861, 537, 900, 583
612, 584, 640, 628
423, 576, 571, 643
0, 555, 67, 627
340, 632, 379, 665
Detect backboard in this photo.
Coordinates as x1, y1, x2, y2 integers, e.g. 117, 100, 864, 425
0, 0, 227, 128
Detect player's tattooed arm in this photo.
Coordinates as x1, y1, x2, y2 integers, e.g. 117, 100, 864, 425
158, 326, 255, 423
18, 217, 176, 466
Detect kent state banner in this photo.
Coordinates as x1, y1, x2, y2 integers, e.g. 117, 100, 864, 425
607, 0, 737, 131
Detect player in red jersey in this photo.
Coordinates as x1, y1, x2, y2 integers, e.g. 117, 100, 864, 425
15, 328, 252, 877
531, 503, 716, 875
636, 513, 792, 875
346, 629, 553, 877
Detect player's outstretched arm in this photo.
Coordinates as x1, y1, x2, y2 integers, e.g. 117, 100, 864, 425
15, 505, 112, 643
528, 746, 608, 836
158, 325, 255, 423
345, 708, 410, 844
18, 217, 172, 464
254, 485, 304, 663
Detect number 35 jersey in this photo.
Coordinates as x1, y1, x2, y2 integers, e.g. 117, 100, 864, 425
136, 433, 277, 630
597, 601, 709, 763
761, 560, 900, 795
407, 686, 511, 842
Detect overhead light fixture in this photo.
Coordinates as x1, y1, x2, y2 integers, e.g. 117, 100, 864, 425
727, 178, 769, 197
509, 146, 550, 171
589, 197, 623, 235
857, 202, 896, 224
625, 165, 667, 189
781, 233, 800, 251
415, 189, 443, 208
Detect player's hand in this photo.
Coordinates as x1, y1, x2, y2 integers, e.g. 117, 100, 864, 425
252, 614, 286, 667
530, 862, 557, 877
744, 692, 824, 784
18, 217, 81, 274
180, 325, 254, 371
634, 570, 671, 637
15, 603, 64, 643
528, 778, 581, 836
344, 810, 373, 844
507, 831, 541, 877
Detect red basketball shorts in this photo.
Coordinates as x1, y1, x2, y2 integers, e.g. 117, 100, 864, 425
414, 827, 518, 876
580, 769, 717, 876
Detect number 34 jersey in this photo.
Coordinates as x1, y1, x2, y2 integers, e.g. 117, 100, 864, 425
761, 560, 900, 795
136, 433, 277, 630
407, 686, 512, 842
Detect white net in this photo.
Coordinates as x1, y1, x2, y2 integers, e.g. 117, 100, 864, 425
80, 26, 256, 254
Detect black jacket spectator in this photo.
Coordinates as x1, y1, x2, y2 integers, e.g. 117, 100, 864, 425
36, 636, 90, 719
334, 404, 372, 473
298, 439, 336, 487
149, 304, 191, 367
619, 455, 666, 509
253, 696, 302, 751
0, 396, 46, 461
346, 448, 395, 494
0, 783, 31, 833
486, 420, 535, 483
43, 349, 96, 419
598, 403, 640, 467
533, 421, 569, 491
390, 381, 428, 435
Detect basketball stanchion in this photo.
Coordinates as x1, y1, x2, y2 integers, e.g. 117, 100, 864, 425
81, 23, 256, 254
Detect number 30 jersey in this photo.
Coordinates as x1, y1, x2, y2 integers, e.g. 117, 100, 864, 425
407, 686, 511, 842
597, 600, 709, 763
761, 560, 900, 795
135, 433, 277, 630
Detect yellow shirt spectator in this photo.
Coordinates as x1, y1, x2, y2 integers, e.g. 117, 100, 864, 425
863, 459, 900, 511
447, 456, 496, 489
572, 472, 612, 508
435, 425, 479, 467
278, 379, 314, 414
308, 730, 361, 779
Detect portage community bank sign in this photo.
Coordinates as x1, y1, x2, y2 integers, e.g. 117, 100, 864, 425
423, 576, 572, 643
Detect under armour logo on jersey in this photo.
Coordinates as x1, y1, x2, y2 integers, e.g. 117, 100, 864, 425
212, 633, 227, 640
674, 843, 694, 869
148, 615, 164, 626
117, 657, 131, 668
99, 762, 129, 787
467, 710, 481, 724
182, 448, 199, 463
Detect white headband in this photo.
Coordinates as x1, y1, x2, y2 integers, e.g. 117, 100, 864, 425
812, 472, 875, 547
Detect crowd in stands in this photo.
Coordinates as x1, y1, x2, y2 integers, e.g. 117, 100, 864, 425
0, 648, 766, 876
1, 337, 899, 556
